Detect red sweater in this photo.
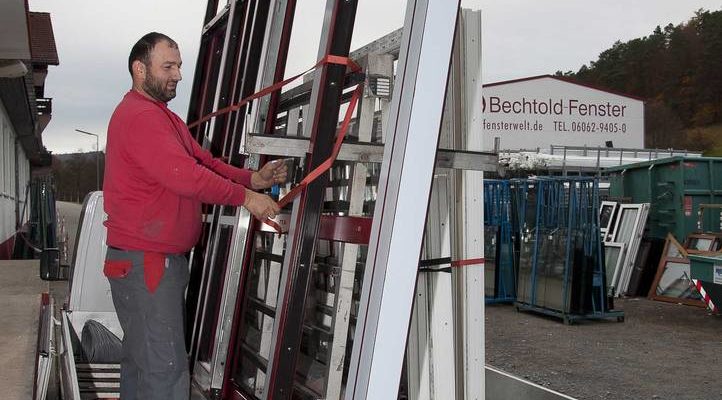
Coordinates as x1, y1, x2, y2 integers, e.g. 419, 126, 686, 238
104, 90, 252, 253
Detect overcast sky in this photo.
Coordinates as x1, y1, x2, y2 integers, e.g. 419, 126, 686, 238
30, 0, 722, 154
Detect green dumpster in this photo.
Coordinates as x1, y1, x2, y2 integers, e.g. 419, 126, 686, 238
688, 253, 722, 313
606, 157, 722, 242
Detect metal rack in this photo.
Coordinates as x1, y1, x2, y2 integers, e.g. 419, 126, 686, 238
182, 1, 493, 399
514, 177, 624, 324
484, 179, 516, 303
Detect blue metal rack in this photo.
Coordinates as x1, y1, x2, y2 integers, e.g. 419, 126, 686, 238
513, 177, 624, 324
484, 180, 516, 303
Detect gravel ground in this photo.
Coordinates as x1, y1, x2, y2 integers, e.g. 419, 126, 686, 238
486, 298, 722, 400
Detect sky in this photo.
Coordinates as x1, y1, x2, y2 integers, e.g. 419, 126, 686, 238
29, 0, 722, 154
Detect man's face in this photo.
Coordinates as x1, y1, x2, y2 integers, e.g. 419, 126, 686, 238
142, 40, 182, 103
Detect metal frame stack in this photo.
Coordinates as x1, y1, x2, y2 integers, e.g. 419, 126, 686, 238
514, 177, 624, 324
183, 3, 288, 398
183, 1, 492, 399
600, 201, 650, 297
483, 179, 516, 303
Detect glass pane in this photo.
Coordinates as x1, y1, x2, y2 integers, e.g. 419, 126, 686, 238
484, 226, 499, 296
517, 232, 536, 304
615, 208, 639, 243
604, 245, 621, 290
599, 205, 614, 230
544, 230, 569, 312
656, 261, 701, 300
689, 237, 714, 251
198, 225, 235, 362
666, 241, 684, 258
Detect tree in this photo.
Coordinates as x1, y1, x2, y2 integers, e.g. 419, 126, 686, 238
52, 152, 106, 203
566, 7, 722, 147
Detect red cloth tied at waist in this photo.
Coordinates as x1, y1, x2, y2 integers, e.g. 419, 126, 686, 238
103, 250, 167, 294
143, 251, 166, 294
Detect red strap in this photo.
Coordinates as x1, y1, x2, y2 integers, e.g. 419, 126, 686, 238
143, 252, 166, 294
450, 258, 485, 268
278, 83, 363, 208
264, 81, 364, 234
187, 55, 363, 235
188, 55, 360, 129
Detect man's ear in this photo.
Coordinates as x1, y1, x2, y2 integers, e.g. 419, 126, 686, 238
132, 60, 146, 78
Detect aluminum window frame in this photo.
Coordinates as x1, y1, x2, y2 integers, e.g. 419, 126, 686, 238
599, 200, 618, 241
603, 241, 625, 296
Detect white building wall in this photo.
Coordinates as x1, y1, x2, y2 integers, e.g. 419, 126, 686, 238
481, 76, 645, 151
0, 98, 31, 251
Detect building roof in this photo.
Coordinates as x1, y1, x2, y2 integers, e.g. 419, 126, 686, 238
483, 75, 645, 102
27, 12, 59, 65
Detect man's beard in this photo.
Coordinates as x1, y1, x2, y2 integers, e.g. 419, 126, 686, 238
143, 71, 176, 103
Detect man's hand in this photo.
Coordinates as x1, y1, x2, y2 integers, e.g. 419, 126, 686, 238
251, 159, 289, 190
243, 189, 280, 220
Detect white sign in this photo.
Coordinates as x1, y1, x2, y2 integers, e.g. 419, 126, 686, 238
481, 76, 645, 151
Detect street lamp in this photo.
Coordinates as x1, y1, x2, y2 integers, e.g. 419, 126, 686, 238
74, 129, 101, 191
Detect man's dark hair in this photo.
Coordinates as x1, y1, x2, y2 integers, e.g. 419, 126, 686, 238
128, 32, 178, 75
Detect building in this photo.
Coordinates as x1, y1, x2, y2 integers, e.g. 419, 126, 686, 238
0, 1, 59, 259
482, 75, 645, 152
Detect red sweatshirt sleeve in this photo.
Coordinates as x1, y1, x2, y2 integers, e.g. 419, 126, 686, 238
124, 110, 247, 206
186, 132, 254, 188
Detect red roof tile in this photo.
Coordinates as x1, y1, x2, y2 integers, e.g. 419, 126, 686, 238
27, 12, 59, 66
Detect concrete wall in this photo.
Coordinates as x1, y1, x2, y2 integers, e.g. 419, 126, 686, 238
0, 99, 31, 259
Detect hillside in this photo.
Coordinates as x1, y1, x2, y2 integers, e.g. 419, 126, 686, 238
559, 8, 722, 152
690, 123, 722, 156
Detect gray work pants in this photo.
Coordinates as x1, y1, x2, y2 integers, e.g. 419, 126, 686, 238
106, 248, 190, 400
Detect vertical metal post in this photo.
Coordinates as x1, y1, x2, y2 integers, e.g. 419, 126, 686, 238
452, 9, 484, 399
263, 1, 358, 398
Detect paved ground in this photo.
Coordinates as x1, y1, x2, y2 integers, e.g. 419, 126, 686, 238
0, 260, 47, 400
486, 298, 722, 400
0, 202, 82, 399
7, 201, 722, 399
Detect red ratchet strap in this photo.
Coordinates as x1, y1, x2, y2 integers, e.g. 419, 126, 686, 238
187, 55, 361, 130
185, 54, 363, 234
264, 82, 364, 234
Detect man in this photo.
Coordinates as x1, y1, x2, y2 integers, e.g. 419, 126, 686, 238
103, 32, 285, 399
